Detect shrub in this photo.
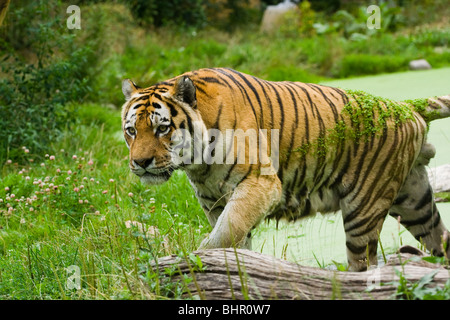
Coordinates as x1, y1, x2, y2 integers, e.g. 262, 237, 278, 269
262, 65, 325, 83
127, 0, 207, 29
0, 48, 91, 165
205, 0, 262, 31
334, 54, 407, 78
0, 0, 93, 165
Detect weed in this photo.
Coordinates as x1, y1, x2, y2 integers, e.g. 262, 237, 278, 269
393, 268, 450, 300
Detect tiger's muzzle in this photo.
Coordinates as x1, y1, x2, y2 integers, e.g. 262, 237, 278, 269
130, 157, 174, 185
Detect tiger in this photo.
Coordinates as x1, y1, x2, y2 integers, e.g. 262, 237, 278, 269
121, 67, 450, 271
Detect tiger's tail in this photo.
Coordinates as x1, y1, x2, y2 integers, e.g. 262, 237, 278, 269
413, 95, 450, 122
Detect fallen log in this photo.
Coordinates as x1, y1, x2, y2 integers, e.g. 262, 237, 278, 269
151, 246, 449, 300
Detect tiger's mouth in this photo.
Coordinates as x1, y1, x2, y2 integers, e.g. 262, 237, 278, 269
136, 168, 174, 185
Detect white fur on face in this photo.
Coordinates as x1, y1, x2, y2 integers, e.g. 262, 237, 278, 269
149, 102, 171, 135
123, 100, 172, 135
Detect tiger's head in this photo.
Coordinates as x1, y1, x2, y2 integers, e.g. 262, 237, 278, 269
121, 76, 200, 185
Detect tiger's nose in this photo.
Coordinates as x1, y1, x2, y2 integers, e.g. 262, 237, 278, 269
133, 157, 154, 169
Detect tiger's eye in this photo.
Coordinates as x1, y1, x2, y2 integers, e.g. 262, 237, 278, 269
126, 127, 136, 135
158, 125, 168, 133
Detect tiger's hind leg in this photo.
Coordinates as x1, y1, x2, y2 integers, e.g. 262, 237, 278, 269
390, 143, 450, 258
339, 141, 417, 272
341, 200, 388, 272
339, 166, 396, 271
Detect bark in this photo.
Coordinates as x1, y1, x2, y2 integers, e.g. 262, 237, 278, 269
0, 0, 10, 26
151, 246, 449, 300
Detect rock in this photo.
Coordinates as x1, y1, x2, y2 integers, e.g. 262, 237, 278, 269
409, 59, 432, 70
428, 164, 450, 193
260, 0, 297, 34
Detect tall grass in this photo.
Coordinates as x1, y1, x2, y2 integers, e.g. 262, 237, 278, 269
0, 104, 207, 299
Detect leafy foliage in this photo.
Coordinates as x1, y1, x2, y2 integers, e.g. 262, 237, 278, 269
127, 0, 207, 29
0, 0, 95, 165
393, 267, 450, 300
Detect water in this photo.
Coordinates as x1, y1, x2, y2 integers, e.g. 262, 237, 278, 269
253, 203, 450, 267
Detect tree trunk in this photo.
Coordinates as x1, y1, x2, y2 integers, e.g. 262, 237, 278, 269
151, 246, 449, 300
0, 0, 10, 26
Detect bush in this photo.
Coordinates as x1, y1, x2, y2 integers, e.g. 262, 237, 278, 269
127, 0, 207, 29
205, 0, 262, 31
0, 51, 91, 162
262, 65, 325, 83
334, 54, 407, 78
0, 0, 93, 165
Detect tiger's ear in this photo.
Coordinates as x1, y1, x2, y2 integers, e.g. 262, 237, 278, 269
173, 76, 197, 108
122, 79, 139, 101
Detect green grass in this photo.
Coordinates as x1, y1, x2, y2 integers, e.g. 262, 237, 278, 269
0, 104, 207, 299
